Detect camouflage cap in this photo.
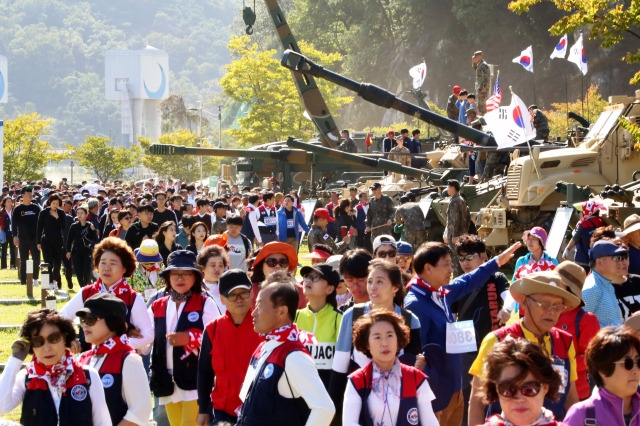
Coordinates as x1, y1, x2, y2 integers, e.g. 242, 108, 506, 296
472, 51, 483, 58
528, 104, 538, 110
465, 107, 477, 116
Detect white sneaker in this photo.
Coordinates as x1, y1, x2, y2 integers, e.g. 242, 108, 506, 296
32, 279, 39, 287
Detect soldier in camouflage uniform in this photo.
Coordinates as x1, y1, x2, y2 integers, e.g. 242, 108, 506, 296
365, 182, 395, 240
307, 208, 350, 254
472, 51, 490, 115
444, 179, 470, 277
395, 197, 427, 252
388, 136, 411, 180
211, 202, 228, 234
336, 129, 358, 153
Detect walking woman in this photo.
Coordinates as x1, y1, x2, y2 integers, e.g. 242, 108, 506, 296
60, 237, 154, 352
37, 193, 66, 288
77, 293, 152, 425
156, 220, 183, 266
0, 308, 111, 425
333, 199, 356, 243
149, 250, 221, 426
66, 204, 98, 288
0, 196, 15, 270
186, 221, 208, 255
343, 310, 437, 425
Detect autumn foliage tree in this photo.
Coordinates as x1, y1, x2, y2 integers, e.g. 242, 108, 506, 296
3, 113, 63, 183
219, 35, 352, 147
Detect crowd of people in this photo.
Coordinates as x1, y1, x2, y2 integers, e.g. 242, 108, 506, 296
0, 176, 640, 426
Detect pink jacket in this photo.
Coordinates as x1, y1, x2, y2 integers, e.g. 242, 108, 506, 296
564, 387, 640, 426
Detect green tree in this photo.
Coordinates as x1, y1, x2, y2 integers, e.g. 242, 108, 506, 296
139, 130, 220, 183
219, 35, 352, 146
64, 136, 142, 183
3, 113, 62, 183
508, 0, 640, 84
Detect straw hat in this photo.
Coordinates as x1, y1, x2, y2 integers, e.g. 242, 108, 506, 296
554, 261, 587, 307
510, 270, 581, 310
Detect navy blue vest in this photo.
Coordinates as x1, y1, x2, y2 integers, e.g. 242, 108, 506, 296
241, 206, 256, 241
258, 206, 277, 235
236, 340, 311, 426
150, 293, 206, 395
21, 367, 93, 426
349, 362, 425, 426
490, 323, 573, 421
79, 348, 134, 425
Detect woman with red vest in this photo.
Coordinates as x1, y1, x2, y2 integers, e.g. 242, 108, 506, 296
77, 293, 152, 425
149, 250, 220, 426
343, 309, 437, 425
60, 237, 154, 353
197, 269, 263, 426
0, 308, 110, 426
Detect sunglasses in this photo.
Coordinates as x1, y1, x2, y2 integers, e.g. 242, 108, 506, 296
264, 257, 289, 268
458, 254, 478, 262
496, 380, 542, 399
170, 272, 194, 279
29, 332, 63, 348
79, 315, 101, 326
615, 356, 640, 371
376, 250, 397, 259
612, 254, 629, 262
226, 290, 251, 302
303, 274, 323, 283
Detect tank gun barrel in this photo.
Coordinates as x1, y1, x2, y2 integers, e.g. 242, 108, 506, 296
148, 144, 310, 164
285, 138, 427, 179
281, 49, 495, 147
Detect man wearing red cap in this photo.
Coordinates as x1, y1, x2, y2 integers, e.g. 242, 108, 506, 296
447, 86, 461, 121
308, 208, 350, 254
382, 130, 396, 154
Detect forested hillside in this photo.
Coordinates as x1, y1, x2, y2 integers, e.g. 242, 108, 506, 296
0, 0, 636, 148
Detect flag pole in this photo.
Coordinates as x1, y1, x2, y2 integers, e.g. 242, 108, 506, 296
532, 72, 537, 106
510, 85, 541, 179
565, 65, 569, 131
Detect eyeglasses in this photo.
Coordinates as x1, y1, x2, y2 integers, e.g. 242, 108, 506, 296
615, 356, 640, 371
376, 250, 397, 259
612, 254, 630, 262
303, 274, 323, 283
527, 296, 566, 313
226, 290, 251, 302
496, 381, 542, 399
458, 254, 478, 262
170, 272, 194, 279
29, 332, 63, 348
79, 315, 101, 327
264, 257, 289, 268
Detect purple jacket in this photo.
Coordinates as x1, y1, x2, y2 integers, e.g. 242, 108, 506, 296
564, 387, 640, 426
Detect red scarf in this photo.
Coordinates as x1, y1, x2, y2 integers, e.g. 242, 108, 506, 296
180, 328, 204, 361
263, 323, 317, 345
97, 277, 132, 297
514, 260, 556, 280
410, 276, 449, 298
25, 350, 86, 397
92, 334, 133, 356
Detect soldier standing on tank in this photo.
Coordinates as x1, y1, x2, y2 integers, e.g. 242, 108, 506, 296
365, 182, 395, 241
395, 197, 427, 252
307, 208, 350, 254
528, 105, 550, 142
336, 129, 357, 153
443, 179, 470, 277
472, 51, 490, 115
388, 136, 411, 180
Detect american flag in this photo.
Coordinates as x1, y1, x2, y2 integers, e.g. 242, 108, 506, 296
486, 73, 501, 112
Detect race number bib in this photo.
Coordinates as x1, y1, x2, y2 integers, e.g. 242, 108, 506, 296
445, 321, 477, 354
264, 217, 277, 226
287, 219, 294, 228
144, 288, 156, 301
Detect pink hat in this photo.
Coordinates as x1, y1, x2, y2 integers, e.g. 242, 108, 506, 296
523, 226, 548, 249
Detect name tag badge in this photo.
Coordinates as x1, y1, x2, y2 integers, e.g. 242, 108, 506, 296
445, 320, 477, 354
323, 233, 330, 240
264, 217, 276, 226
188, 311, 199, 322
552, 357, 568, 394
287, 219, 294, 228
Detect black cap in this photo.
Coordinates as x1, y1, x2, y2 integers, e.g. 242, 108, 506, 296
76, 293, 127, 320
212, 201, 229, 210
369, 182, 382, 190
300, 264, 340, 288
399, 195, 410, 204
219, 269, 252, 297
447, 179, 460, 191
21, 186, 33, 194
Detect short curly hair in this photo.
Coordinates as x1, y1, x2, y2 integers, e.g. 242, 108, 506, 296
481, 337, 561, 404
93, 237, 137, 277
352, 309, 410, 359
197, 245, 230, 269
587, 325, 640, 388
20, 308, 77, 354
